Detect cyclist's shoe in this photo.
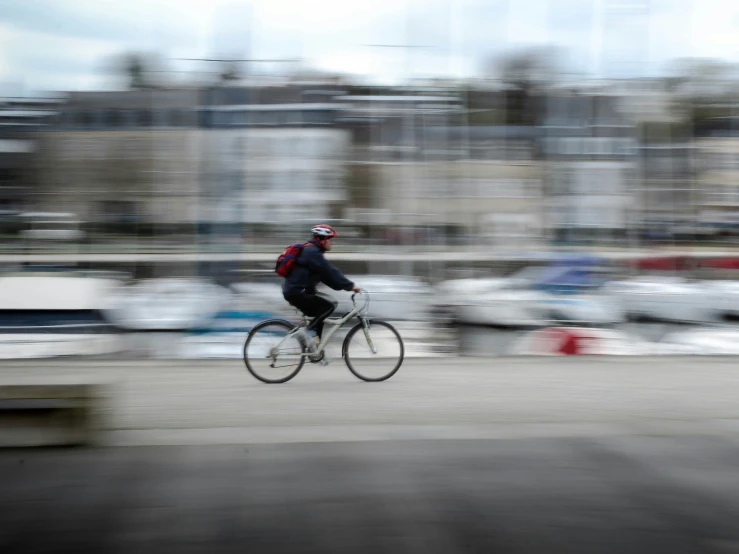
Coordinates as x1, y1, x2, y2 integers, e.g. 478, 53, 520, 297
298, 328, 319, 354
309, 351, 330, 365
296, 327, 308, 340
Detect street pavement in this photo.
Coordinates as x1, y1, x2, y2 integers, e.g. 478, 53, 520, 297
4, 437, 739, 553
2, 357, 739, 445
3, 357, 739, 553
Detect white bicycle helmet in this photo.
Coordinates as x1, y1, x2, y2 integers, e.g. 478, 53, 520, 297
311, 224, 338, 239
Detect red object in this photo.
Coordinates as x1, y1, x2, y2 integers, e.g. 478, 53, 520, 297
699, 257, 739, 270
626, 256, 692, 271
534, 327, 600, 355
275, 242, 312, 277
544, 327, 582, 355
311, 224, 338, 239
556, 329, 580, 355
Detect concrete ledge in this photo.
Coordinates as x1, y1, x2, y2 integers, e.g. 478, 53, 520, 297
0, 383, 104, 447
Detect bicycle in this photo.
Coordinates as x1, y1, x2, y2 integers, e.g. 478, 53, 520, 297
243, 290, 404, 383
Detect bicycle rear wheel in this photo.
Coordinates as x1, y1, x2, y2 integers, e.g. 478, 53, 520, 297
343, 319, 404, 382
243, 320, 305, 384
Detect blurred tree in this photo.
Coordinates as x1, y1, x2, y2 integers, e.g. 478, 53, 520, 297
484, 47, 564, 125
105, 52, 170, 90
464, 88, 505, 126
219, 61, 242, 84
126, 54, 146, 89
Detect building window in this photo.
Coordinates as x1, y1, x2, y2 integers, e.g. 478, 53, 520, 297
304, 110, 331, 125
77, 111, 93, 128
136, 110, 153, 127
253, 112, 272, 126
106, 110, 123, 128
168, 109, 182, 127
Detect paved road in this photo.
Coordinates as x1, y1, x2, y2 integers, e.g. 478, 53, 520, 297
4, 437, 739, 553
4, 358, 739, 553
3, 357, 739, 445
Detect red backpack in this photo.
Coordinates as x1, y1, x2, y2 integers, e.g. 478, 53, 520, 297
275, 242, 311, 277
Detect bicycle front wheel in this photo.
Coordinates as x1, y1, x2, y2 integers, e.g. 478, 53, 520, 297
244, 320, 305, 384
343, 319, 404, 382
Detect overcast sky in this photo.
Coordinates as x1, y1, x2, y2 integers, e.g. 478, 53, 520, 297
1, 0, 737, 95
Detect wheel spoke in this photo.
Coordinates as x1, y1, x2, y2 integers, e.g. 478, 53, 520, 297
244, 321, 305, 383
344, 320, 404, 382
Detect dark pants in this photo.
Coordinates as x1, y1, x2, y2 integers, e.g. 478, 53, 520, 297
284, 292, 337, 338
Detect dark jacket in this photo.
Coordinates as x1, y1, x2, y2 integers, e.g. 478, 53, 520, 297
282, 238, 354, 297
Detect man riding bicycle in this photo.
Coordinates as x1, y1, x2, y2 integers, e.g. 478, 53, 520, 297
282, 224, 361, 352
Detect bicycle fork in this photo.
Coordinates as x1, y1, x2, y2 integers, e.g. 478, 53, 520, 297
360, 317, 378, 355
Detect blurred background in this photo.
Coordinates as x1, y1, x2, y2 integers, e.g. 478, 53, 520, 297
4, 0, 739, 357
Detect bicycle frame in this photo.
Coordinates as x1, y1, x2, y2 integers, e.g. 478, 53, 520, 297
272, 291, 374, 358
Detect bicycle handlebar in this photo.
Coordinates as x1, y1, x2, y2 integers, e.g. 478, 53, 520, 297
350, 289, 370, 311
350, 288, 367, 302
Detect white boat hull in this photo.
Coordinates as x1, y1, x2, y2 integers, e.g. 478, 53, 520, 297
104, 278, 230, 331
603, 278, 717, 323
0, 275, 122, 311
456, 291, 548, 327
0, 334, 123, 359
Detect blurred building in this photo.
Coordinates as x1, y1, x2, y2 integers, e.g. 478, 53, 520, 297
636, 142, 696, 238
199, 86, 350, 225
31, 85, 351, 231
25, 81, 705, 249
550, 79, 678, 125
373, 125, 542, 246
337, 91, 543, 246
35, 83, 356, 231
339, 91, 461, 232
33, 90, 201, 229
539, 94, 638, 243
613, 79, 678, 125
695, 117, 739, 232
0, 96, 61, 216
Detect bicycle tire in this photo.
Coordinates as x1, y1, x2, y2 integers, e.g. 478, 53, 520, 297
342, 319, 404, 382
243, 319, 306, 384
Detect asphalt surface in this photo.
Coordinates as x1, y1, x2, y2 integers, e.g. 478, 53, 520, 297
3, 357, 739, 553
2, 357, 739, 445
4, 437, 739, 553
